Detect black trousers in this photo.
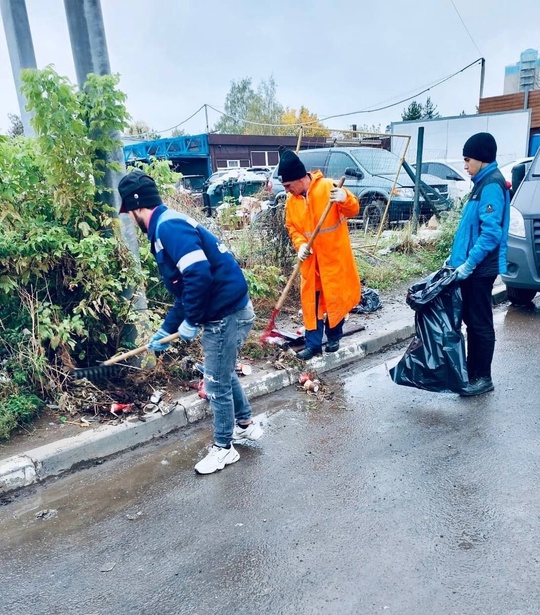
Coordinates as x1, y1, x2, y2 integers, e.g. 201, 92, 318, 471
460, 274, 497, 379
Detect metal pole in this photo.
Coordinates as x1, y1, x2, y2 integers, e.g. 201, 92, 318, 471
63, 0, 151, 349
479, 58, 486, 102
412, 127, 424, 234
64, 0, 126, 214
205, 104, 209, 133
524, 89, 530, 111
0, 0, 36, 136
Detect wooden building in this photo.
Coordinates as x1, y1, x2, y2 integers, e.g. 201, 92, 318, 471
479, 91, 540, 154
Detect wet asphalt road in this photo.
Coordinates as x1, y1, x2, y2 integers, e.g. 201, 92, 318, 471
1, 302, 540, 615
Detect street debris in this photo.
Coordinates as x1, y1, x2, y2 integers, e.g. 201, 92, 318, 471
35, 508, 58, 520
126, 512, 143, 521
100, 562, 117, 573
110, 403, 133, 417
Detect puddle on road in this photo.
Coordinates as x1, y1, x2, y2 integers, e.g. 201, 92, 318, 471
0, 412, 273, 546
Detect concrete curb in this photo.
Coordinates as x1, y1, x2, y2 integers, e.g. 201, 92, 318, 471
0, 284, 507, 495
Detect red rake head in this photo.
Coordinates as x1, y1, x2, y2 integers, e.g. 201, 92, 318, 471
259, 308, 280, 345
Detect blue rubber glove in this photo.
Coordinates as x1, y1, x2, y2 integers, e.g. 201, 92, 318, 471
455, 261, 474, 280
178, 320, 199, 341
148, 328, 172, 352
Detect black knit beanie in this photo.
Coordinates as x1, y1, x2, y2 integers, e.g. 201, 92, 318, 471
277, 150, 307, 182
462, 132, 497, 163
118, 170, 161, 213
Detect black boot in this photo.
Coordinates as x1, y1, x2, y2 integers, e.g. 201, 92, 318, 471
459, 377, 494, 397
296, 347, 322, 361
325, 340, 340, 353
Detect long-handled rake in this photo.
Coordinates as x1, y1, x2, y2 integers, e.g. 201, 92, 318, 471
260, 176, 346, 345
70, 331, 180, 381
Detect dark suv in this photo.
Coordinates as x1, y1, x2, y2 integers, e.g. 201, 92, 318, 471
501, 152, 540, 305
267, 147, 450, 226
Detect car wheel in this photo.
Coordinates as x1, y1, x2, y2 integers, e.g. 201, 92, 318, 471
362, 199, 386, 230
506, 286, 537, 306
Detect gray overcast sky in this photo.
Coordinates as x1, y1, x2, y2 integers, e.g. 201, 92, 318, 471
1, 0, 540, 136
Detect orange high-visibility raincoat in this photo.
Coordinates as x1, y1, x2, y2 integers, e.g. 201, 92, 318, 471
285, 171, 361, 330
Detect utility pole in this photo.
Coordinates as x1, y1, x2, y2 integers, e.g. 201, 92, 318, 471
0, 0, 36, 136
63, 0, 151, 348
479, 57, 486, 102
64, 0, 126, 216
205, 104, 209, 133
412, 127, 424, 235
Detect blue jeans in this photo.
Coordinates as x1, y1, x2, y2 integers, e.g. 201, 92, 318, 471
201, 301, 255, 447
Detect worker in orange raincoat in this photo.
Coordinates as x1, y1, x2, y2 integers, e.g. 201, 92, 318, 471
279, 150, 362, 360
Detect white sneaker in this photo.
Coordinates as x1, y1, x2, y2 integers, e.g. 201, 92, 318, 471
194, 444, 240, 475
232, 421, 263, 441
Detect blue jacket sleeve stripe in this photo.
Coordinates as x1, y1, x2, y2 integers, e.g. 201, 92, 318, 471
178, 249, 207, 272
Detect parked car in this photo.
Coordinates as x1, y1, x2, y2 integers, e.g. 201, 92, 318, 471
499, 157, 534, 185
267, 147, 450, 227
501, 151, 540, 305
412, 159, 472, 201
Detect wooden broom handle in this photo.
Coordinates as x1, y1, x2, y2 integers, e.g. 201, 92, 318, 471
102, 331, 180, 366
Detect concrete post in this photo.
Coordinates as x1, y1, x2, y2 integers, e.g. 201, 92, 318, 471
63, 0, 152, 351
0, 0, 36, 136
63, 0, 127, 219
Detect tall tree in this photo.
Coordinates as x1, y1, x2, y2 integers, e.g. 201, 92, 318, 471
423, 97, 439, 119
125, 120, 161, 140
245, 76, 284, 135
401, 101, 424, 121
401, 98, 440, 121
278, 106, 329, 137
214, 76, 284, 135
6, 113, 24, 137
214, 77, 257, 134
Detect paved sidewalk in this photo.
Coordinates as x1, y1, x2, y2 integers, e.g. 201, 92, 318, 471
0, 284, 508, 495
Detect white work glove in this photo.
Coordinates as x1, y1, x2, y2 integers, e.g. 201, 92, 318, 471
148, 328, 172, 352
455, 261, 474, 280
329, 187, 347, 203
298, 243, 312, 262
178, 320, 199, 341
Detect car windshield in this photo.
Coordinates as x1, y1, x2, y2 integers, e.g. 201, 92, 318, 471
532, 155, 540, 177
350, 148, 401, 175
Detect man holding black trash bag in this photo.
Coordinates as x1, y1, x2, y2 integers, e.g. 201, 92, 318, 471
447, 132, 510, 396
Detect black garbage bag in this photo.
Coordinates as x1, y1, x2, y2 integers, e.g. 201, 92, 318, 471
390, 267, 469, 393
351, 286, 382, 314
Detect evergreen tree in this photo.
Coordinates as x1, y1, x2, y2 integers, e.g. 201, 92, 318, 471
422, 97, 439, 119
401, 101, 424, 121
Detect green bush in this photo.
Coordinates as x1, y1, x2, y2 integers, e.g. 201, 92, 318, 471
0, 394, 44, 441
